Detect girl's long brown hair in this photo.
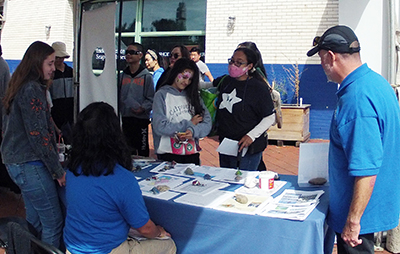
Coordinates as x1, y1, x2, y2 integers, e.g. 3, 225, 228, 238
3, 41, 54, 114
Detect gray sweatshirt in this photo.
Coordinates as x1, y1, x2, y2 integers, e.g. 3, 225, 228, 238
152, 85, 211, 154
120, 67, 154, 119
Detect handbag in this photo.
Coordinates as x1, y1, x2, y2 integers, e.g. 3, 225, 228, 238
170, 138, 200, 155
247, 132, 268, 155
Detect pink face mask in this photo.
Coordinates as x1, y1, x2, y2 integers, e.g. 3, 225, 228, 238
228, 64, 249, 78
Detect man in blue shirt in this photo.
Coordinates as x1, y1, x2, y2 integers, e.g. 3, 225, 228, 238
307, 25, 400, 254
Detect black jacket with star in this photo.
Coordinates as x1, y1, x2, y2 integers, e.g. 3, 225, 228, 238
215, 75, 274, 142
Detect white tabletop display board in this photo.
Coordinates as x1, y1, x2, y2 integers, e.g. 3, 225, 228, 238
211, 192, 273, 215
297, 143, 329, 187
138, 174, 187, 200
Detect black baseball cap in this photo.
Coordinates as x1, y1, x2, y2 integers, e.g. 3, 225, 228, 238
307, 25, 360, 57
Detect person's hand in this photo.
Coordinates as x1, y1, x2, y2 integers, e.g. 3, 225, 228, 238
132, 106, 145, 114
57, 172, 66, 187
157, 225, 171, 238
238, 135, 253, 152
177, 130, 193, 141
341, 221, 362, 248
55, 126, 62, 137
191, 114, 203, 125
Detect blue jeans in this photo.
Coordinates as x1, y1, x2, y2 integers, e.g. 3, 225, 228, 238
6, 163, 63, 248
219, 152, 263, 170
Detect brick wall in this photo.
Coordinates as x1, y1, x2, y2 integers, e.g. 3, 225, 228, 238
1, 0, 338, 65
205, 0, 339, 65
1, 0, 74, 60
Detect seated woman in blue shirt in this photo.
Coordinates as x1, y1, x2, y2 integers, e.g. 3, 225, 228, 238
63, 102, 176, 254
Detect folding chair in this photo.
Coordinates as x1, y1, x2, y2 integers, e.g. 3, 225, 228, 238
6, 221, 63, 254
30, 235, 63, 254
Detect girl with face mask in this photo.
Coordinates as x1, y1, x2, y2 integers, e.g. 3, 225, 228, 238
214, 47, 275, 171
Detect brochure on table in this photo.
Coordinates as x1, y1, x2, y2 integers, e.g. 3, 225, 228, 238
257, 189, 325, 221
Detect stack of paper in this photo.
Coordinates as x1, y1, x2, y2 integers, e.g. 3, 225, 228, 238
257, 189, 324, 221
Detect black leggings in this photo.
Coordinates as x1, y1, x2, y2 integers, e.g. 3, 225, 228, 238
122, 117, 150, 157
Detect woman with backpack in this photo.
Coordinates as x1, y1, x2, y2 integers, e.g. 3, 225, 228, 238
237, 41, 283, 170
215, 47, 275, 170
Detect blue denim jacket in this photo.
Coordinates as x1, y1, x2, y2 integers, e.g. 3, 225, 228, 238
1, 80, 64, 179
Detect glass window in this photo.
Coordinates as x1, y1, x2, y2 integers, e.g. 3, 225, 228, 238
142, 0, 206, 32
141, 36, 205, 56
116, 0, 137, 32
82, 2, 111, 12
113, 0, 207, 70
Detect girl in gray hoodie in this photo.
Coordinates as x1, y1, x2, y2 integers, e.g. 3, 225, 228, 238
152, 58, 211, 165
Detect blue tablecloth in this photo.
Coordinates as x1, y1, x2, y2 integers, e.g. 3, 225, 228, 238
134, 168, 335, 254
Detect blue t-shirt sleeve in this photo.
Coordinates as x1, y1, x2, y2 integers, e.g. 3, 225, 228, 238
338, 116, 382, 176
117, 170, 150, 229
153, 71, 162, 88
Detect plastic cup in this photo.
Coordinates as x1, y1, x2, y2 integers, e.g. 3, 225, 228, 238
57, 143, 66, 154
259, 171, 275, 190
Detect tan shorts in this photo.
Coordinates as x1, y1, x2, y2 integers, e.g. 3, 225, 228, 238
67, 237, 176, 254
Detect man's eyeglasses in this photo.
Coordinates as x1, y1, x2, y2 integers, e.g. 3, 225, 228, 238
228, 58, 247, 67
313, 36, 321, 46
125, 50, 141, 55
170, 53, 180, 59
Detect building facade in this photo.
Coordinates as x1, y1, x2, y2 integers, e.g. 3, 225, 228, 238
0, 0, 396, 139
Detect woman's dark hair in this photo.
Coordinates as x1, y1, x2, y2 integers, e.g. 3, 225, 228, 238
155, 45, 190, 91
3, 41, 54, 114
161, 58, 203, 116
68, 102, 133, 176
237, 41, 267, 78
171, 44, 190, 59
234, 47, 266, 83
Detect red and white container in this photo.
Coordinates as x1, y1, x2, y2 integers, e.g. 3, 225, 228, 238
259, 171, 275, 190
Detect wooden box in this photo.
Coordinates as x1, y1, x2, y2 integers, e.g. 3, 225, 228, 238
268, 104, 311, 143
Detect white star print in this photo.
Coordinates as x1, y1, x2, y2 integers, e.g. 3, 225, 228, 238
219, 88, 242, 113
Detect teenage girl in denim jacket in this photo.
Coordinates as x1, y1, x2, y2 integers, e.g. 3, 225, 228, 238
1, 41, 65, 249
